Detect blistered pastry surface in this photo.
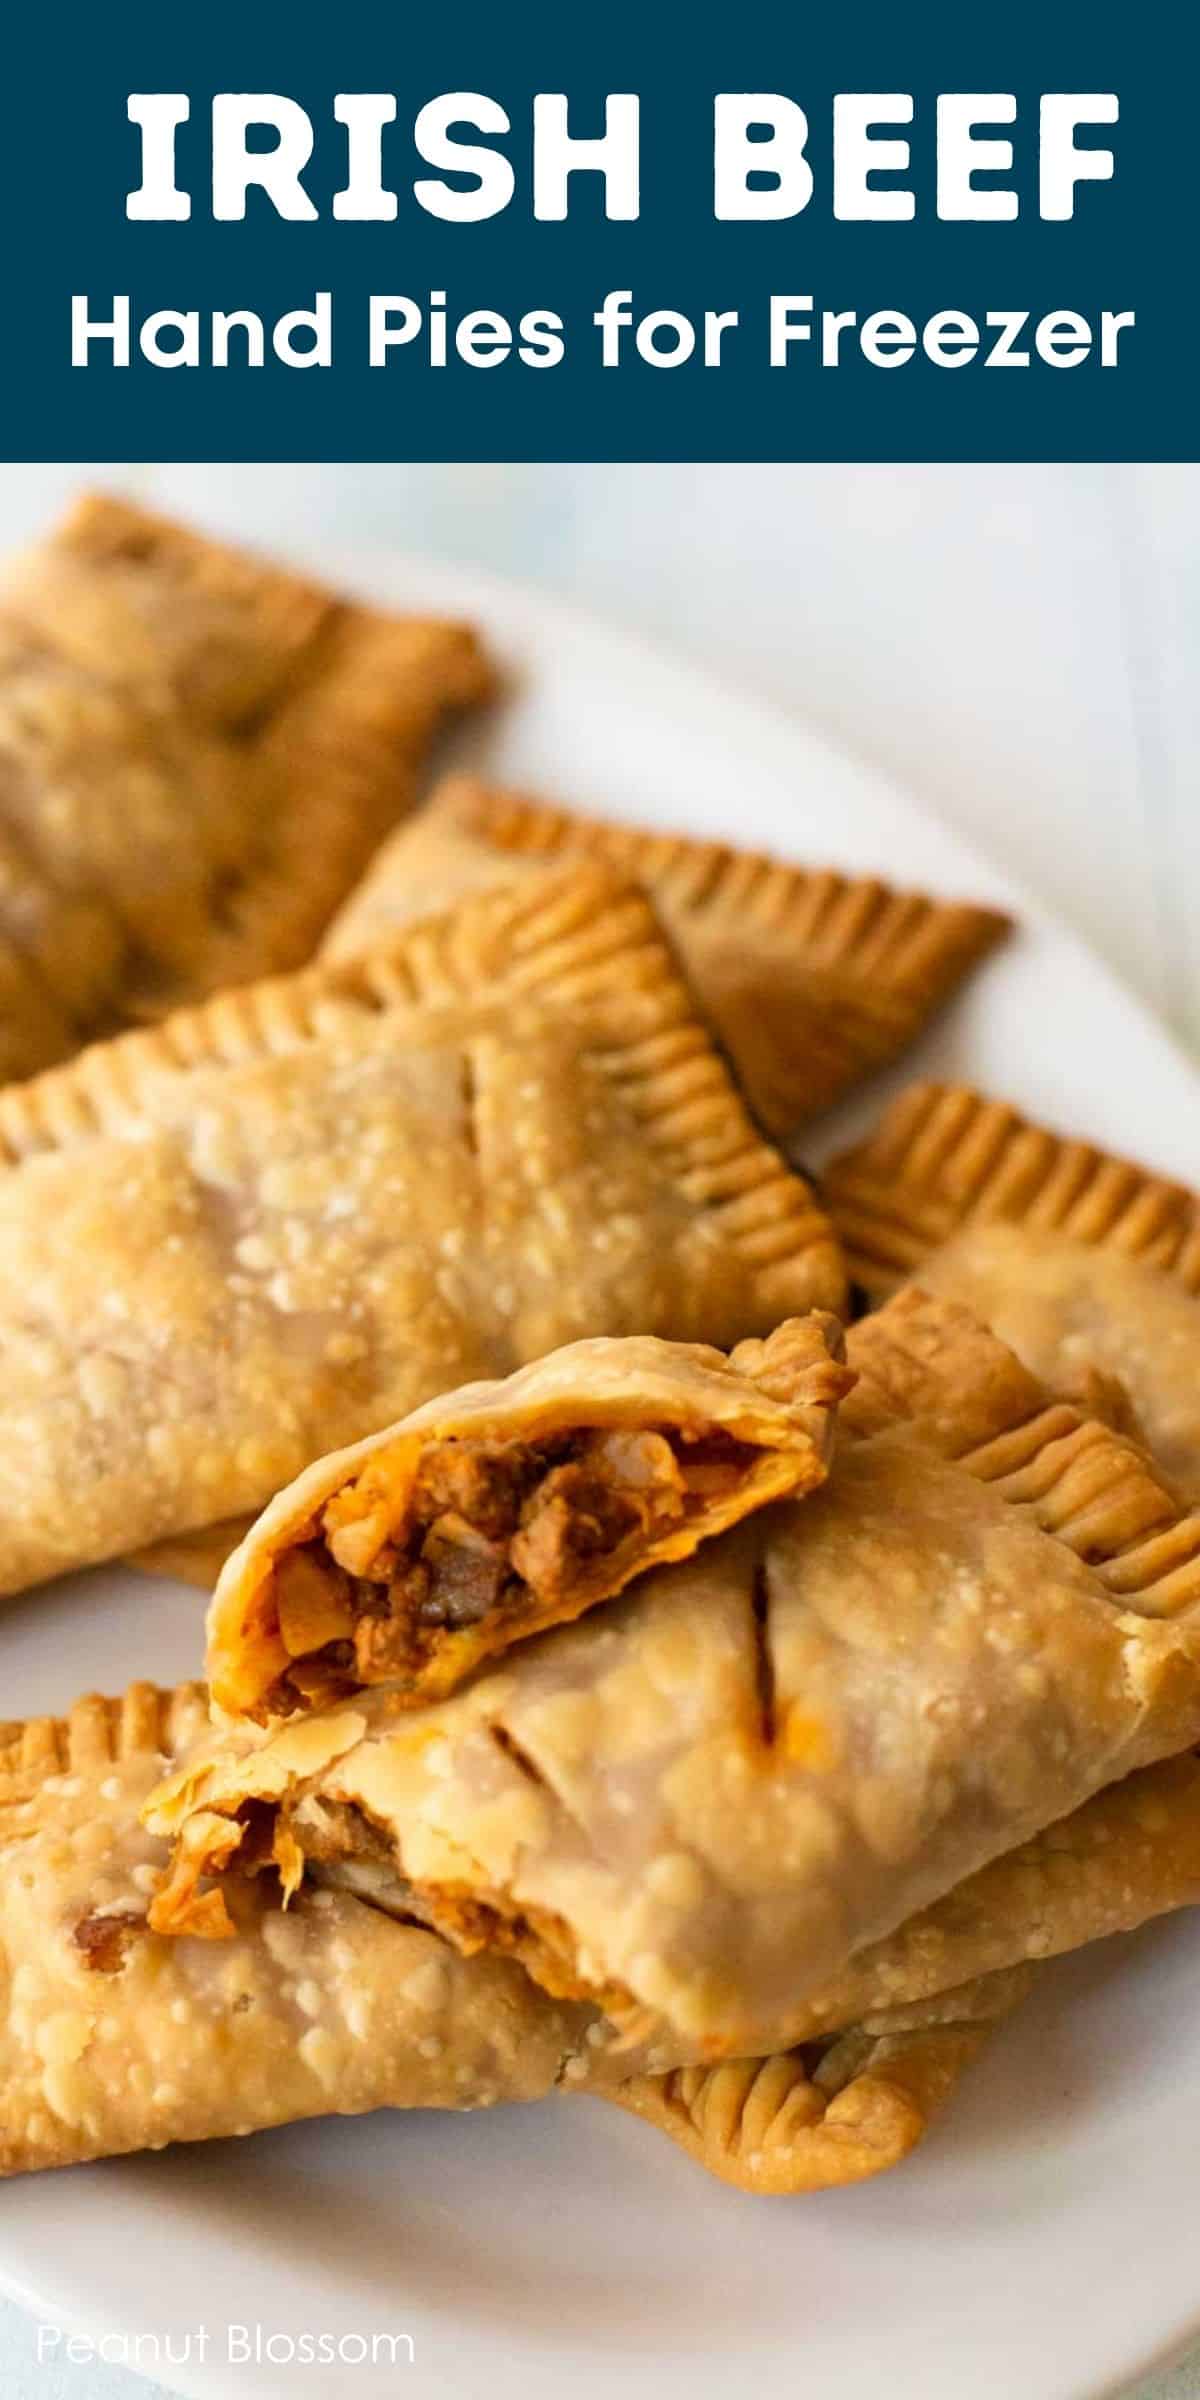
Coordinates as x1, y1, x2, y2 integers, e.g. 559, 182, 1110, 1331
0, 1684, 586, 2176
827, 1082, 1200, 1497
0, 495, 492, 1077
152, 1294, 1200, 2058
0, 871, 842, 1594
204, 1312, 850, 1717
328, 776, 1009, 1134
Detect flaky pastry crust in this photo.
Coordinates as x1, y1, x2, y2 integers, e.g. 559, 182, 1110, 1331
591, 1993, 1017, 2194
0, 1678, 1021, 2194
0, 1682, 590, 2176
826, 1080, 1200, 1497
204, 1314, 851, 1720
325, 776, 1009, 1136
0, 496, 492, 1077
24, 1668, 1200, 2189
0, 868, 843, 1597
146, 1290, 1200, 2059
769, 1748, 1200, 2042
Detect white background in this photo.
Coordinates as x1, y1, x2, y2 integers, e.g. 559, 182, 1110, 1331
0, 460, 1196, 2400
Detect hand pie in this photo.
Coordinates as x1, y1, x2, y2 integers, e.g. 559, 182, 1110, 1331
17, 1676, 1200, 2189
0, 869, 843, 1597
825, 1080, 1200, 1499
145, 1289, 1200, 2060
0, 494, 493, 1078
0, 1676, 1010, 2194
325, 775, 1009, 1136
0, 1679, 590, 2176
205, 1314, 851, 1720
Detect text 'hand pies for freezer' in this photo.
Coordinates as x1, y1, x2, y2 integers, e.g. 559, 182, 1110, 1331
0, 495, 493, 1079
825, 1080, 1200, 1499
145, 1289, 1200, 2061
325, 775, 1010, 1137
0, 869, 844, 1599
0, 1677, 1012, 2197
204, 1315, 852, 1721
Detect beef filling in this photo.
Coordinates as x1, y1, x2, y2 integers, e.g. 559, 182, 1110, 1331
72, 1906, 147, 1973
265, 1423, 751, 1708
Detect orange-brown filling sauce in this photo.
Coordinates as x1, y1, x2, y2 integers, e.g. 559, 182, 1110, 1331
263, 1425, 749, 1712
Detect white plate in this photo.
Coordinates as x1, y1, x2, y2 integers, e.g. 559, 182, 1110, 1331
1, 550, 1197, 2400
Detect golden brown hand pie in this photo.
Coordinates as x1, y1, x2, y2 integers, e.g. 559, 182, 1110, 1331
296, 1745, 1200, 2195
205, 1314, 851, 1721
0, 1680, 591, 2175
146, 1289, 1200, 2060
825, 1080, 1200, 1499
23, 1676, 1197, 2189
0, 1676, 1009, 2193
0, 869, 843, 1598
0, 495, 493, 1080
325, 776, 1010, 1136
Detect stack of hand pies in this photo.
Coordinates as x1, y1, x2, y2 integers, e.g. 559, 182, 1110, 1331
0, 495, 1197, 2202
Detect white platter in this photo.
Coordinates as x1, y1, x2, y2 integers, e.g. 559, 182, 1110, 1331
0, 547, 1197, 2400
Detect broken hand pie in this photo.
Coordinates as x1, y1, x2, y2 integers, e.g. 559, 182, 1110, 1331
205, 1315, 851, 1719
0, 496, 493, 1080
0, 1677, 1012, 2195
325, 775, 1009, 1137
19, 1671, 1200, 2193
0, 868, 843, 1597
0, 1679, 588, 2175
826, 1080, 1200, 1500
145, 1289, 1200, 2061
